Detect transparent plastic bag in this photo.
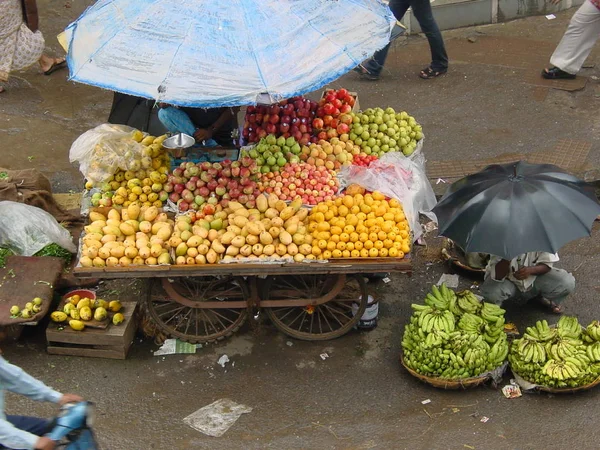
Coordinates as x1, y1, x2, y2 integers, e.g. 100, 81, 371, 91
0, 201, 76, 256
69, 124, 145, 184
338, 152, 437, 241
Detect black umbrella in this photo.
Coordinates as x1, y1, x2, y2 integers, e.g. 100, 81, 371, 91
432, 161, 600, 260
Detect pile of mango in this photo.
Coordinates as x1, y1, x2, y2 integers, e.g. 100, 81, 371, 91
51, 294, 124, 331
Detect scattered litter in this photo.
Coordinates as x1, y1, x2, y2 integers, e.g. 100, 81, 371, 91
421, 399, 431, 405
464, 445, 475, 449
436, 274, 459, 288
502, 382, 522, 399
153, 339, 200, 356
382, 277, 391, 284
184, 398, 252, 437
217, 355, 230, 367
452, 408, 460, 413
480, 416, 489, 423
320, 353, 329, 360
545, 14, 556, 20
467, 36, 477, 43
436, 178, 447, 184
286, 341, 294, 347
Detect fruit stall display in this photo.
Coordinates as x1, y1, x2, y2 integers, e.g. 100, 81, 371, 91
508, 317, 600, 391
78, 187, 410, 269
71, 88, 423, 344
401, 286, 509, 386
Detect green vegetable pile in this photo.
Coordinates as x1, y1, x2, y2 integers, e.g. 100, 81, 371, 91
33, 244, 72, 265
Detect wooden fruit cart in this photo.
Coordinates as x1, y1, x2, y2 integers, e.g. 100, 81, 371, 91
74, 258, 411, 343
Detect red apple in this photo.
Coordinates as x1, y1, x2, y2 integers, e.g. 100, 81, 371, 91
323, 103, 335, 115
337, 123, 350, 134
337, 88, 349, 98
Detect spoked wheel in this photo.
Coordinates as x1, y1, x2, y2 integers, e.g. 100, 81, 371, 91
263, 274, 368, 341
146, 276, 249, 344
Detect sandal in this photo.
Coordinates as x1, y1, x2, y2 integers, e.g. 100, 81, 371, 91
542, 67, 576, 80
538, 297, 563, 314
419, 66, 447, 79
43, 58, 67, 76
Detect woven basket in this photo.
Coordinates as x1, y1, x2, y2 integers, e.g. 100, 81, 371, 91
400, 354, 491, 390
514, 370, 600, 394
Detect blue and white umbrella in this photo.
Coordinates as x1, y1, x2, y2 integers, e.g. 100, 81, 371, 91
63, 0, 395, 107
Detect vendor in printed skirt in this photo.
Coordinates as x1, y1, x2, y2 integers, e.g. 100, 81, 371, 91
481, 252, 575, 314
157, 104, 237, 147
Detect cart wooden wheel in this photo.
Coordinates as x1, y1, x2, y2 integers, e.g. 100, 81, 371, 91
262, 274, 368, 341
146, 276, 249, 344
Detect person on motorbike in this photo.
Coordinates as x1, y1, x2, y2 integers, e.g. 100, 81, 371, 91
0, 355, 83, 450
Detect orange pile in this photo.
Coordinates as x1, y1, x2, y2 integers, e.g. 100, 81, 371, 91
307, 188, 410, 259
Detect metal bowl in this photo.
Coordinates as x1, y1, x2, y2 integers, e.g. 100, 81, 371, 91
162, 133, 195, 150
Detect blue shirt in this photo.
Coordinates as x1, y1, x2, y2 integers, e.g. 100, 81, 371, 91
0, 357, 62, 449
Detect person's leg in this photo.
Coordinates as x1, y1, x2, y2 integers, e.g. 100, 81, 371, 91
157, 107, 197, 136
410, 0, 448, 73
5, 415, 50, 435
532, 268, 576, 308
548, 1, 600, 76
480, 278, 519, 306
361, 0, 411, 76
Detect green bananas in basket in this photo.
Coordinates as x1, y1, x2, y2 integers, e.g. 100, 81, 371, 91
402, 284, 508, 380
509, 316, 600, 388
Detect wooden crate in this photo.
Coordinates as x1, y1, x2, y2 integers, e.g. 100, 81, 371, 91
46, 302, 138, 360
320, 89, 360, 112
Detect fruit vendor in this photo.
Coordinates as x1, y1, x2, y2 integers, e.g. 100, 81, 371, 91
157, 104, 237, 147
0, 351, 83, 450
481, 252, 576, 314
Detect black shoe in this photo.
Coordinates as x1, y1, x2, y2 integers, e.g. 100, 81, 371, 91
361, 71, 380, 81
542, 67, 576, 80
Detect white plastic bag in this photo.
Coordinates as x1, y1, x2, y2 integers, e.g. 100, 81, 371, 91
69, 124, 144, 184
338, 151, 437, 241
0, 201, 76, 256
